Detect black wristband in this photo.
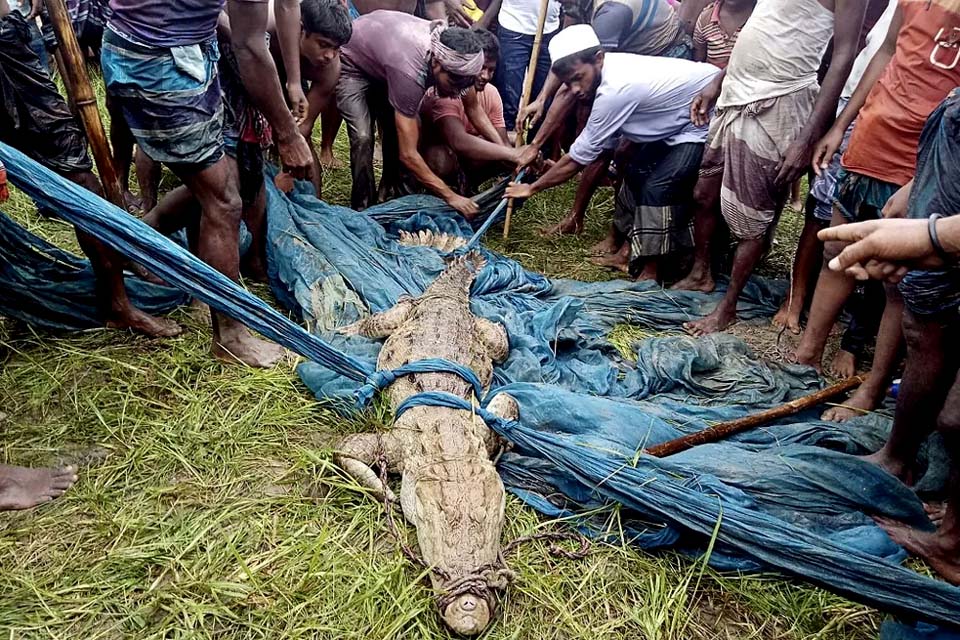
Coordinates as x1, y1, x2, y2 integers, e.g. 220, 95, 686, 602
928, 214, 955, 264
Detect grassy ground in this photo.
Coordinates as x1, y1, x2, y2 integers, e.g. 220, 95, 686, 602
0, 69, 880, 639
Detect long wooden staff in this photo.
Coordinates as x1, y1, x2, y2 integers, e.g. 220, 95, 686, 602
502, 0, 551, 239
43, 0, 125, 208
644, 375, 866, 458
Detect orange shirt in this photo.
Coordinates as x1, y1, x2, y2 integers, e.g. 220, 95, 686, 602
420, 84, 506, 137
842, 0, 960, 186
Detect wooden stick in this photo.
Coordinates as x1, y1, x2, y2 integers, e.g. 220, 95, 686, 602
43, 0, 125, 208
644, 375, 866, 458
502, 0, 551, 240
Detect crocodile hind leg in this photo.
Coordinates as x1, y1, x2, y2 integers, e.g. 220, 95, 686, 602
335, 432, 404, 502
475, 318, 509, 363
484, 392, 518, 457
339, 299, 414, 338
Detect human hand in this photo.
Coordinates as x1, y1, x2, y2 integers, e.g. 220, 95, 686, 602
27, 0, 42, 20
818, 218, 946, 281
775, 135, 814, 187
445, 0, 474, 26
516, 99, 545, 131
287, 82, 308, 126
690, 80, 721, 127
277, 131, 313, 180
514, 144, 540, 170
505, 182, 534, 200
881, 181, 912, 218
446, 193, 480, 219
810, 127, 844, 177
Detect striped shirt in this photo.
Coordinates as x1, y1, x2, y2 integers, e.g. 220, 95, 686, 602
692, 1, 740, 69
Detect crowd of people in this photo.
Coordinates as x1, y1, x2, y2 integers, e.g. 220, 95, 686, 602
0, 0, 958, 586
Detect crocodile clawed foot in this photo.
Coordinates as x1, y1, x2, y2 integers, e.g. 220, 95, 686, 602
335, 433, 397, 502
442, 594, 492, 636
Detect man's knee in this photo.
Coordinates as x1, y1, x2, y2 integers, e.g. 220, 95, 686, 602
693, 173, 720, 208
936, 394, 960, 436
901, 309, 926, 351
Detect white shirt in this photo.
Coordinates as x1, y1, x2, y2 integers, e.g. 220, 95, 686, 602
498, 0, 561, 35
568, 53, 721, 166
842, 0, 897, 101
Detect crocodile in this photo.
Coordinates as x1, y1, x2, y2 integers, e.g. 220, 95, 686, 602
336, 252, 518, 636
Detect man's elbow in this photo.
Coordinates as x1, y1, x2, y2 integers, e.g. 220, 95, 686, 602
398, 147, 421, 167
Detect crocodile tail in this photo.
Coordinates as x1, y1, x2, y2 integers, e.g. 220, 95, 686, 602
398, 229, 468, 253
427, 250, 487, 296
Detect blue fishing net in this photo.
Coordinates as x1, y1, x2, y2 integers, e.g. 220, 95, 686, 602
1, 142, 959, 633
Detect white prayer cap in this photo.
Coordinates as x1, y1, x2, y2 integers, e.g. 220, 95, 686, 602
548, 24, 601, 64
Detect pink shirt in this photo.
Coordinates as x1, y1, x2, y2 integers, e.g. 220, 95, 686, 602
421, 84, 506, 136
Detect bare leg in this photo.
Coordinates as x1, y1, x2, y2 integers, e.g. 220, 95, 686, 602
541, 155, 608, 237
589, 223, 623, 256
774, 213, 825, 334
823, 285, 903, 421
178, 158, 284, 367
789, 178, 803, 212
864, 310, 953, 481
793, 207, 857, 370
0, 464, 77, 510
107, 97, 141, 212
671, 173, 721, 293
685, 236, 765, 336
590, 241, 630, 274
65, 171, 181, 337
319, 102, 343, 169
135, 148, 161, 213
241, 183, 268, 283
876, 367, 960, 585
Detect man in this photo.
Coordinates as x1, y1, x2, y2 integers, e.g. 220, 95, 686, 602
507, 25, 720, 281
691, 0, 756, 69
517, 0, 689, 132
772, 0, 894, 340
792, 0, 960, 421
818, 91, 960, 585
336, 11, 490, 217
102, 0, 312, 367
0, 0, 180, 339
0, 156, 78, 511
671, 0, 868, 338
475, 0, 561, 134
419, 29, 521, 191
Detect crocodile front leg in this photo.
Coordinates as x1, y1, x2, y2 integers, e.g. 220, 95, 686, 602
484, 392, 518, 458
339, 299, 415, 338
335, 432, 404, 502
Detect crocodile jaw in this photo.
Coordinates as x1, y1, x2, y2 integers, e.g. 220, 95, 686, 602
443, 594, 491, 636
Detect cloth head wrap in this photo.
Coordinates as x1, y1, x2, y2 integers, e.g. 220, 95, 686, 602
429, 23, 484, 77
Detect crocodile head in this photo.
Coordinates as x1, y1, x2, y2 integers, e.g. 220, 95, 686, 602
442, 593, 491, 636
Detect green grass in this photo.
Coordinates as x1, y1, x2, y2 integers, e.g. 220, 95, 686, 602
0, 69, 877, 639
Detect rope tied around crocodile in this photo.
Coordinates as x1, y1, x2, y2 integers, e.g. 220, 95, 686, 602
353, 358, 485, 409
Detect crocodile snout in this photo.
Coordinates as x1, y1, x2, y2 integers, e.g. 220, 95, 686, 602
442, 594, 491, 636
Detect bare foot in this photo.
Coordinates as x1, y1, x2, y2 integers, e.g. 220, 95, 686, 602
214, 327, 286, 368
540, 215, 584, 237
790, 343, 822, 373
671, 269, 716, 294
874, 517, 960, 585
123, 190, 143, 214
789, 198, 804, 213
590, 251, 630, 274
0, 464, 77, 510
589, 236, 620, 256
773, 299, 802, 334
862, 447, 914, 484
635, 260, 658, 282
684, 304, 737, 337
108, 306, 182, 338
828, 349, 857, 379
189, 299, 212, 325
319, 150, 344, 170
821, 380, 885, 421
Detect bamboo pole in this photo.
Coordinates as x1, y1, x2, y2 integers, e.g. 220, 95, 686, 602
43, 0, 125, 207
644, 375, 867, 458
502, 0, 551, 239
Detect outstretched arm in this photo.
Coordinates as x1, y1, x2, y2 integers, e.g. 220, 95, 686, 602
775, 0, 869, 185
438, 117, 520, 163
228, 0, 312, 177
396, 113, 480, 218
505, 153, 583, 198
462, 87, 503, 145
274, 0, 307, 123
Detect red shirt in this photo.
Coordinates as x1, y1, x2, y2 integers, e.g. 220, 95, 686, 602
842, 0, 960, 185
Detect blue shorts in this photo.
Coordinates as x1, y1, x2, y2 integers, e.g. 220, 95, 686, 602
833, 169, 900, 223
101, 28, 224, 172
